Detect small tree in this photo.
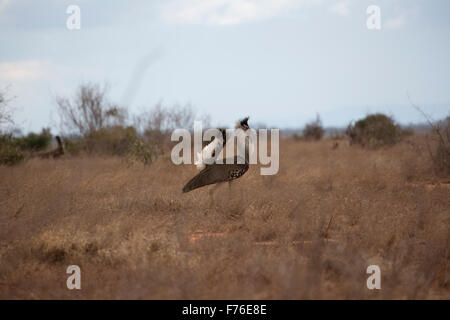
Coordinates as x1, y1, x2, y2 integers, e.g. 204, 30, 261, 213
56, 83, 127, 136
0, 88, 23, 166
303, 114, 324, 141
0, 88, 14, 128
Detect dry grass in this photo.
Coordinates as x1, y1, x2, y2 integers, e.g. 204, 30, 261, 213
0, 135, 449, 299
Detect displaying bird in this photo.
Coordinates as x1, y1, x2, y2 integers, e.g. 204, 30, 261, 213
182, 117, 250, 193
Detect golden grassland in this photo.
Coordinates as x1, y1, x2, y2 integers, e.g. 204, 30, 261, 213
0, 136, 448, 299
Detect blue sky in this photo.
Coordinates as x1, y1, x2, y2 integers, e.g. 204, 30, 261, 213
0, 0, 449, 132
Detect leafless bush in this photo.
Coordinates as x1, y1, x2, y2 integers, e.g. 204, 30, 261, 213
303, 114, 324, 141
135, 102, 210, 154
56, 83, 127, 136
0, 87, 14, 129
433, 117, 450, 175
411, 101, 450, 176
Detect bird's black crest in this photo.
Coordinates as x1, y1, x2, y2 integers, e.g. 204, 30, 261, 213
240, 117, 249, 127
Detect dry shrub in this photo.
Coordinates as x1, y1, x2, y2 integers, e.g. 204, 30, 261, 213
56, 83, 153, 164
80, 126, 139, 155
63, 126, 153, 165
410, 100, 450, 176
303, 115, 324, 141
427, 117, 450, 176
55, 83, 209, 164
346, 113, 404, 148
135, 102, 210, 155
0, 88, 23, 165
0, 88, 14, 127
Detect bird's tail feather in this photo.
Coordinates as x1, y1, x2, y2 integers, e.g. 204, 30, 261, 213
182, 166, 223, 193
183, 167, 210, 193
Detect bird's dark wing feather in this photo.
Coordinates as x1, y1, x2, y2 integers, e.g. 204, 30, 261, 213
182, 157, 248, 193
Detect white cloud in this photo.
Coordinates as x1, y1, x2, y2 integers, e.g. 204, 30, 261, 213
329, 1, 349, 16
0, 60, 48, 83
385, 13, 406, 29
161, 0, 319, 26
0, 60, 101, 85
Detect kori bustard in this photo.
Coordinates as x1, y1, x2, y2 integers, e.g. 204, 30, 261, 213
182, 117, 250, 193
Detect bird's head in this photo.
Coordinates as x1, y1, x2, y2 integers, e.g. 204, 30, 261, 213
236, 117, 250, 131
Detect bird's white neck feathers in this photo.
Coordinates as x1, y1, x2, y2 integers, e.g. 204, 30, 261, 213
195, 135, 223, 170
195, 127, 253, 170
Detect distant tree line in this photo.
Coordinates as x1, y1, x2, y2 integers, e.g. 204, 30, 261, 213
1, 83, 449, 176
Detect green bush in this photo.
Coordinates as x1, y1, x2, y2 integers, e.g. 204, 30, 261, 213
0, 128, 56, 165
63, 126, 154, 165
347, 113, 404, 148
0, 133, 25, 166
61, 137, 81, 156
15, 128, 52, 152
84, 126, 140, 155
127, 138, 154, 165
